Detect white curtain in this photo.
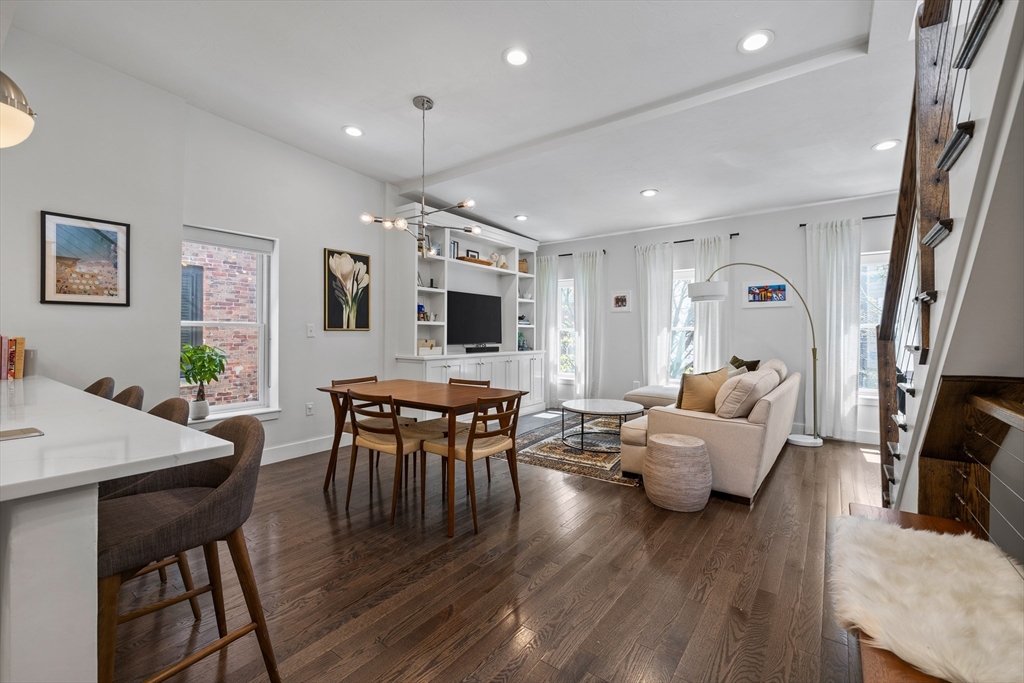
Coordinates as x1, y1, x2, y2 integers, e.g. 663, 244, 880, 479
573, 250, 604, 399
635, 242, 673, 386
693, 236, 729, 373
536, 255, 559, 408
805, 219, 861, 441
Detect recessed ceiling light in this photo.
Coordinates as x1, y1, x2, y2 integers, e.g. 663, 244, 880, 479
738, 29, 774, 53
503, 47, 531, 66
343, 125, 364, 137
872, 139, 901, 151
640, 189, 658, 197
515, 215, 528, 221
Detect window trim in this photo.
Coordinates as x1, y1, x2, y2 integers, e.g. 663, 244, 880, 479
181, 225, 279, 417
858, 251, 889, 403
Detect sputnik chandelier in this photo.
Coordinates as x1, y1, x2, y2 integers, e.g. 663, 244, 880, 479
360, 95, 482, 250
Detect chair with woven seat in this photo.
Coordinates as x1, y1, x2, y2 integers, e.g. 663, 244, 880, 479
97, 416, 279, 683
84, 377, 115, 399
98, 397, 202, 618
323, 376, 418, 490
416, 377, 496, 483
347, 389, 441, 522
111, 385, 144, 410
421, 392, 523, 533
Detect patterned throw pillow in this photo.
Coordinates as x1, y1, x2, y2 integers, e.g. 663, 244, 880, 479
729, 355, 760, 372
675, 366, 730, 412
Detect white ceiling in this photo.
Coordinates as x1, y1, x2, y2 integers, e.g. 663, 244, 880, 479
10, 0, 918, 242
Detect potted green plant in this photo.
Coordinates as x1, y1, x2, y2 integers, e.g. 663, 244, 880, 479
180, 344, 227, 420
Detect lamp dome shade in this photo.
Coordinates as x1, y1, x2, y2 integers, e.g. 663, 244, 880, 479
0, 71, 36, 148
687, 280, 728, 302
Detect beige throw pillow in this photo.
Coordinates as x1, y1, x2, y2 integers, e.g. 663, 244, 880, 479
759, 358, 788, 382
715, 368, 781, 419
676, 366, 730, 413
727, 365, 749, 379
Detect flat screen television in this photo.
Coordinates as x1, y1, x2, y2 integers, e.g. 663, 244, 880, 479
447, 291, 502, 346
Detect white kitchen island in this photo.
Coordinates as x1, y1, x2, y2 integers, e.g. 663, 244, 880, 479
0, 376, 233, 683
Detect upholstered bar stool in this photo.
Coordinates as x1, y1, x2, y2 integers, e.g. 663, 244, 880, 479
84, 377, 115, 399
99, 397, 202, 617
111, 385, 144, 410
97, 416, 280, 683
643, 434, 712, 512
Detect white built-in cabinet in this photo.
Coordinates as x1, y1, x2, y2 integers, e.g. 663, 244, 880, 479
384, 204, 547, 414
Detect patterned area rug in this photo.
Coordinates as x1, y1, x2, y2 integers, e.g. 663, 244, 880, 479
501, 416, 640, 487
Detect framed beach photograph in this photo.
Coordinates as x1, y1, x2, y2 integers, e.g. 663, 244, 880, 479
611, 290, 632, 312
325, 249, 370, 330
742, 281, 793, 308
40, 211, 130, 306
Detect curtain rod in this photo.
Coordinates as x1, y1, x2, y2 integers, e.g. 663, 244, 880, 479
674, 232, 740, 245
557, 249, 606, 257
798, 213, 895, 227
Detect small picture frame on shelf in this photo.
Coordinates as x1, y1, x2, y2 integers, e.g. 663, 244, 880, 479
466, 249, 480, 259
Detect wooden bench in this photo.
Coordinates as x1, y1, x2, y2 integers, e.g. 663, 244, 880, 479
847, 503, 977, 683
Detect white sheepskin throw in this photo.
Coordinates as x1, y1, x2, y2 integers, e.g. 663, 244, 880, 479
832, 516, 1024, 683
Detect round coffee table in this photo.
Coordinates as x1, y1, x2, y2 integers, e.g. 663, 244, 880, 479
561, 399, 645, 453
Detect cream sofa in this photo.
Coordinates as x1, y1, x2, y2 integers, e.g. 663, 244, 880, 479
621, 373, 800, 505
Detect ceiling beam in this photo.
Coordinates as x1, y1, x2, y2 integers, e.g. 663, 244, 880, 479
397, 37, 869, 196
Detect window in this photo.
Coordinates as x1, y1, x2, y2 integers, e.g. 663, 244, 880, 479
181, 226, 275, 413
669, 269, 696, 379
558, 279, 575, 377
859, 252, 889, 394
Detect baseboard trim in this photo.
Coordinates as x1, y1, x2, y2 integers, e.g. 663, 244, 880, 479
262, 433, 347, 466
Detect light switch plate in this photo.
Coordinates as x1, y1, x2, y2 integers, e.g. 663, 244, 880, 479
306, 324, 315, 338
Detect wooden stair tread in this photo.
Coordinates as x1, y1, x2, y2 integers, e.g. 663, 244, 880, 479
847, 504, 976, 683
969, 394, 1024, 432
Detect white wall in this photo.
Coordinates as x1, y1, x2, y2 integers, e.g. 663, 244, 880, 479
538, 193, 897, 443
0, 28, 390, 459
0, 28, 187, 403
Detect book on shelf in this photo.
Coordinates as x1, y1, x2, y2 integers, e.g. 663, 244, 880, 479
2, 337, 27, 379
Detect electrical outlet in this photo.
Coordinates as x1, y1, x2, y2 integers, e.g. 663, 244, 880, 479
305, 402, 314, 416
306, 324, 316, 338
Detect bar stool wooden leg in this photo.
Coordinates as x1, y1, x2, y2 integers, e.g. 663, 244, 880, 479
203, 542, 228, 638
225, 528, 281, 683
176, 552, 202, 621
97, 573, 122, 683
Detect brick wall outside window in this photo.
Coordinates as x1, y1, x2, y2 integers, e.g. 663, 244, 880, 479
180, 242, 261, 407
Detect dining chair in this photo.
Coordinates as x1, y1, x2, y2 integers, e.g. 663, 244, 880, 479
416, 377, 495, 483
98, 397, 203, 619
111, 385, 144, 410
421, 392, 523, 533
323, 376, 418, 490
84, 377, 115, 399
347, 389, 443, 521
97, 416, 280, 683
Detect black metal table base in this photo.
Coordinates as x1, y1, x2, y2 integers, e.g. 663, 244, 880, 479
560, 407, 642, 454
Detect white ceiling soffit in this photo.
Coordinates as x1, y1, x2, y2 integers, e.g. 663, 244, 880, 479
11, 1, 919, 241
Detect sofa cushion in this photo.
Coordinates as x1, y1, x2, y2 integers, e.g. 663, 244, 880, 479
759, 358, 788, 382
623, 385, 678, 410
715, 369, 781, 419
729, 355, 760, 372
621, 415, 648, 446
676, 366, 730, 412
727, 365, 749, 379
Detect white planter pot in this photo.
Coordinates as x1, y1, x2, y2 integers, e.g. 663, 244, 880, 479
190, 400, 210, 420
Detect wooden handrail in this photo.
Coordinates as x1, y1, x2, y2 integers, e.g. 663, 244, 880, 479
969, 395, 1024, 432
878, 105, 918, 341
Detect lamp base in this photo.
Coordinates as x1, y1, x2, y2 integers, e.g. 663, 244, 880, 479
787, 434, 824, 448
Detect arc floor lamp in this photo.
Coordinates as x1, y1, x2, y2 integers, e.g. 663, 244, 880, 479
688, 263, 823, 448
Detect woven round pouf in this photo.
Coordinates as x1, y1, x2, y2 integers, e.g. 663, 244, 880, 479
643, 434, 712, 512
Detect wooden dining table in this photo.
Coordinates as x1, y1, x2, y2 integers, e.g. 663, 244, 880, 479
317, 379, 524, 536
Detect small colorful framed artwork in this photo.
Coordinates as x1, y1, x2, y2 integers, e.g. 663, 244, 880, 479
611, 291, 632, 312
742, 281, 792, 308
40, 211, 130, 306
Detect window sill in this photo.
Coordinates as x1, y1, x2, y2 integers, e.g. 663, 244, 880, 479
858, 392, 879, 407
557, 376, 575, 385
188, 406, 281, 431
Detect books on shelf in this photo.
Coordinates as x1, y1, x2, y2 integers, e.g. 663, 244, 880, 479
1, 335, 26, 379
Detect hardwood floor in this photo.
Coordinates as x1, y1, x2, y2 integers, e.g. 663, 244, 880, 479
112, 439, 882, 682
